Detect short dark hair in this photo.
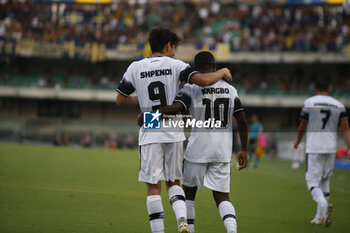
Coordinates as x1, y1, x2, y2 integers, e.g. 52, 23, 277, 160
315, 79, 330, 92
194, 51, 216, 73
149, 27, 181, 53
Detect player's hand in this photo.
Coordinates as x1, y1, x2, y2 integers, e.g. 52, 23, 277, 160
237, 151, 248, 171
137, 113, 143, 127
347, 148, 350, 159
220, 68, 232, 82
294, 141, 299, 149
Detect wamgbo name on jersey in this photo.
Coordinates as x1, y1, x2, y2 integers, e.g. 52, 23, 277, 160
143, 110, 222, 129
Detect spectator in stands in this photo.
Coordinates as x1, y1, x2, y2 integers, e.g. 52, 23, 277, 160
0, 73, 9, 83
46, 74, 55, 88
53, 132, 69, 146
37, 76, 47, 88
124, 133, 136, 149
268, 131, 278, 159
73, 72, 81, 88
61, 74, 69, 87
89, 73, 98, 87
80, 133, 92, 147
1, 1, 349, 52
104, 132, 118, 150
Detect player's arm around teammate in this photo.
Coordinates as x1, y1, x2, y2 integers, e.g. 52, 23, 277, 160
116, 66, 232, 107
189, 67, 232, 87
116, 42, 232, 107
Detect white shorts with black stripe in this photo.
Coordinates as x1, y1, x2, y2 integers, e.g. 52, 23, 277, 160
182, 160, 231, 193
138, 142, 184, 184
305, 153, 335, 190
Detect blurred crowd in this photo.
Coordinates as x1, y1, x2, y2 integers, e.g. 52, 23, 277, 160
1, 0, 349, 52
2, 67, 349, 96
237, 72, 350, 95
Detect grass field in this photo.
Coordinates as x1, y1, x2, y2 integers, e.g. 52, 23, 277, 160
0, 143, 350, 233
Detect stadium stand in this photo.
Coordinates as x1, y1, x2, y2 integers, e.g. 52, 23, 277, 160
0, 0, 349, 151
1, 60, 349, 96
0, 0, 349, 52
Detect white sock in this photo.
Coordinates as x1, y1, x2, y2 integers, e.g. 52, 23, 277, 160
311, 187, 327, 210
320, 178, 330, 201
219, 201, 237, 233
315, 204, 323, 219
186, 200, 195, 233
147, 195, 164, 233
168, 185, 187, 224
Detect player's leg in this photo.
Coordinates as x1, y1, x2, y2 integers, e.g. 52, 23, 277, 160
183, 185, 197, 233
321, 153, 335, 200
205, 162, 236, 233
320, 177, 330, 201
182, 160, 206, 233
166, 180, 189, 233
213, 191, 237, 233
164, 142, 188, 233
139, 144, 166, 233
321, 153, 336, 227
306, 154, 327, 224
320, 175, 334, 227
166, 180, 187, 222
147, 182, 165, 233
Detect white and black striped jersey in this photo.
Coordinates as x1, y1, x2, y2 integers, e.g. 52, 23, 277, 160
299, 95, 348, 154
174, 80, 243, 163
117, 56, 197, 145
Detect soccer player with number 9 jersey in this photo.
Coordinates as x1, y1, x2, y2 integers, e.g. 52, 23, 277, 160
116, 27, 232, 233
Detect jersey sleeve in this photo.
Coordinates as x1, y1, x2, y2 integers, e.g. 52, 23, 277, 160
339, 108, 348, 121
116, 64, 135, 97
179, 67, 198, 84
299, 100, 310, 122
233, 97, 244, 116
173, 92, 192, 112
116, 78, 135, 97
173, 85, 192, 112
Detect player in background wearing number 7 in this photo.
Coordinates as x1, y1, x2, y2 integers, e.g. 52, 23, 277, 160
116, 27, 232, 233
294, 79, 350, 227
148, 51, 248, 233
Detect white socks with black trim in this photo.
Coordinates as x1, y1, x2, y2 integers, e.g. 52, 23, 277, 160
186, 200, 195, 233
147, 195, 165, 233
311, 187, 328, 220
311, 187, 327, 209
219, 201, 237, 233
168, 185, 187, 225
320, 178, 330, 201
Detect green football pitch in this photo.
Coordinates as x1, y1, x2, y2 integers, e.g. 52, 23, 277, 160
0, 144, 349, 233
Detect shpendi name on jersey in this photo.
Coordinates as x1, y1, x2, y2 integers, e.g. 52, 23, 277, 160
140, 69, 172, 79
